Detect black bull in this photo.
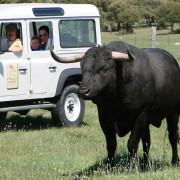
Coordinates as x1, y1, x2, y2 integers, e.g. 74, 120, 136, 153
50, 41, 179, 166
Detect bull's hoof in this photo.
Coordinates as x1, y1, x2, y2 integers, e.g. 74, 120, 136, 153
172, 157, 179, 166
101, 159, 115, 175
106, 158, 115, 168
129, 157, 139, 174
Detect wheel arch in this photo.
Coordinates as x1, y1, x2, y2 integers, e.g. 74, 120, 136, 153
55, 68, 82, 96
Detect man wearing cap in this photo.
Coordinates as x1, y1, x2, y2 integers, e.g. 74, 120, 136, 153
6, 23, 23, 52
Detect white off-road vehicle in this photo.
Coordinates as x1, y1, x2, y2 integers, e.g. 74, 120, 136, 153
0, 3, 101, 126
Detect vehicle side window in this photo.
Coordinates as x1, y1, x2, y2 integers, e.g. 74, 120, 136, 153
0, 22, 23, 52
29, 21, 53, 51
59, 20, 97, 48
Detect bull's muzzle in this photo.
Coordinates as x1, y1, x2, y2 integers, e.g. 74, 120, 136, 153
79, 86, 90, 99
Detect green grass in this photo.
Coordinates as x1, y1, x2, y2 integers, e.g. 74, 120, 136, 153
0, 102, 179, 179
0, 29, 180, 179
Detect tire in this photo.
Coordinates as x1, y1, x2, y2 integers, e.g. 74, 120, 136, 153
51, 84, 85, 127
0, 112, 7, 125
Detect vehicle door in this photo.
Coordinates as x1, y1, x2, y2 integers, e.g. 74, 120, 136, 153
26, 20, 57, 96
0, 21, 30, 100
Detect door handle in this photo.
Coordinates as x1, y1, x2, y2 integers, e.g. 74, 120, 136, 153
49, 66, 57, 71
19, 68, 27, 73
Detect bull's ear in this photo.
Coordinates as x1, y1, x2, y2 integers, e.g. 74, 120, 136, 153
95, 44, 101, 47
127, 46, 136, 62
112, 46, 136, 62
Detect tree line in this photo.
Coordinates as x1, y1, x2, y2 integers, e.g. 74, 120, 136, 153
1, 0, 180, 33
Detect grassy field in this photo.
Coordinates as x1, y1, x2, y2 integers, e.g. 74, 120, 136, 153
0, 102, 179, 179
102, 27, 180, 60
0, 29, 180, 179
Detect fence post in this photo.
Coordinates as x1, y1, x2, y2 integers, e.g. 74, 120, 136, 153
152, 26, 156, 48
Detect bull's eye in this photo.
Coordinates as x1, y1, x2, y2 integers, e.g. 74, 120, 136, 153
102, 67, 106, 72
102, 66, 109, 72
96, 65, 109, 74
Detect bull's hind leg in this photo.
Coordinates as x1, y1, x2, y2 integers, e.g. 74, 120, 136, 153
141, 123, 151, 169
166, 113, 179, 166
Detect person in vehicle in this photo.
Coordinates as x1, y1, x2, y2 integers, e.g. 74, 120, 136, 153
38, 25, 51, 50
31, 36, 44, 51
6, 23, 23, 52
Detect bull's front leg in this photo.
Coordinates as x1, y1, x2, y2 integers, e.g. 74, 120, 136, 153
103, 126, 117, 167
127, 112, 147, 170
97, 105, 117, 167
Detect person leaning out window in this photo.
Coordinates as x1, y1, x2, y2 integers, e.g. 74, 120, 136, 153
6, 23, 23, 52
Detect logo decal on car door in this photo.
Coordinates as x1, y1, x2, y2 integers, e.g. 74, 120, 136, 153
7, 63, 18, 89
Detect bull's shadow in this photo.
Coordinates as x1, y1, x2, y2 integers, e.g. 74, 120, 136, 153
62, 154, 171, 178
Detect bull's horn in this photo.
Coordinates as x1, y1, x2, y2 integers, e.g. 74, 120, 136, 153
49, 47, 84, 63
112, 46, 135, 62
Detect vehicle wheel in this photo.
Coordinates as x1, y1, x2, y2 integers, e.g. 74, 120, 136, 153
51, 84, 85, 127
0, 112, 7, 125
